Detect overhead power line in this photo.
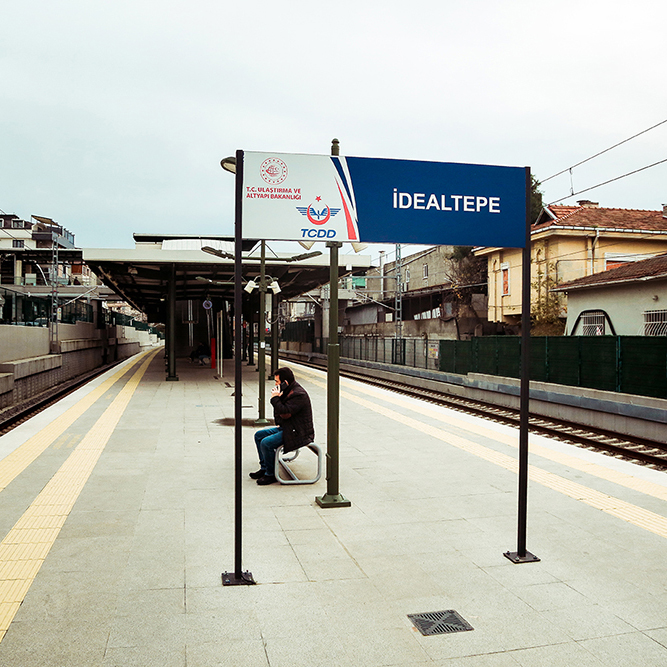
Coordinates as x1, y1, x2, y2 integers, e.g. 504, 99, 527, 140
548, 157, 667, 205
542, 118, 667, 184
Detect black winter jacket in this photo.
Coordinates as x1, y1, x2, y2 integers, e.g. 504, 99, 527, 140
270, 381, 315, 452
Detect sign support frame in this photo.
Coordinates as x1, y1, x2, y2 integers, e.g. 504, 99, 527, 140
504, 166, 540, 564
316, 138, 351, 509
222, 149, 256, 586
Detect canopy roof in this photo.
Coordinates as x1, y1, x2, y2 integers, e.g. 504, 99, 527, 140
83, 236, 372, 318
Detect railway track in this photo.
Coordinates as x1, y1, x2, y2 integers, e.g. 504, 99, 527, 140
296, 359, 667, 471
0, 360, 124, 437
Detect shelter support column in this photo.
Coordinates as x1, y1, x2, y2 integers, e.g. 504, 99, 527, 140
166, 263, 178, 382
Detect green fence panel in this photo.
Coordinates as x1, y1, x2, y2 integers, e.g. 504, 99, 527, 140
475, 338, 498, 376
579, 337, 618, 391
546, 337, 581, 386
282, 320, 313, 343
335, 333, 665, 400
529, 336, 548, 381
619, 336, 667, 398
439, 340, 456, 373
496, 337, 521, 378
454, 340, 472, 375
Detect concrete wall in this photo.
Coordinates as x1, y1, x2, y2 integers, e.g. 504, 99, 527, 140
566, 279, 667, 335
347, 304, 380, 326
0, 320, 159, 411
0, 325, 49, 363
343, 317, 459, 339
59, 321, 100, 340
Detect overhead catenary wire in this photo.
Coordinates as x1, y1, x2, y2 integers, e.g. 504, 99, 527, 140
548, 157, 667, 205
541, 118, 667, 184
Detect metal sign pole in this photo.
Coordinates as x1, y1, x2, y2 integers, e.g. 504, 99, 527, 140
504, 167, 540, 564
222, 149, 255, 586
316, 139, 351, 509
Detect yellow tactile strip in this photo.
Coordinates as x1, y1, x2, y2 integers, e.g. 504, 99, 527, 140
333, 373, 667, 504
0, 355, 149, 493
292, 365, 667, 541
0, 348, 159, 642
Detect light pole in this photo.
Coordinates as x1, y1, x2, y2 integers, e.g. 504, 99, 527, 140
201, 233, 321, 427
251, 240, 273, 424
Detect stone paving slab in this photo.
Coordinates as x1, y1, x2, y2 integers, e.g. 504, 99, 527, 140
0, 354, 666, 665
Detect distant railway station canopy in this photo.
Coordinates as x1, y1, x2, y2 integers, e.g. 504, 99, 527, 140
82, 234, 371, 320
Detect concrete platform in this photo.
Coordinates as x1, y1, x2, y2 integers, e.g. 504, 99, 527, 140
0, 348, 667, 665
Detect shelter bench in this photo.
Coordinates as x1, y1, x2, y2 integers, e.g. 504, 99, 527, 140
274, 443, 323, 485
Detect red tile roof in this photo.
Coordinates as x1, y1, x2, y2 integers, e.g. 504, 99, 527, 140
534, 205, 667, 234
555, 252, 667, 291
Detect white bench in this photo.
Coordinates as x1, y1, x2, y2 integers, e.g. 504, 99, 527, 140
274, 443, 323, 485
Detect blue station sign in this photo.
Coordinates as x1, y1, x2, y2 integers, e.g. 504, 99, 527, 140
242, 151, 527, 248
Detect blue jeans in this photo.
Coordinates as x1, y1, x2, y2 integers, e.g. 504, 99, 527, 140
254, 426, 284, 477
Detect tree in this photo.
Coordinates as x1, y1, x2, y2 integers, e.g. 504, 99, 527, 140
531, 259, 565, 335
530, 175, 544, 223
444, 246, 488, 310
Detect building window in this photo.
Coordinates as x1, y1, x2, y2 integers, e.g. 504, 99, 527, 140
12, 240, 24, 248
582, 311, 606, 336
423, 264, 428, 280
501, 262, 510, 296
604, 253, 652, 271
644, 310, 667, 336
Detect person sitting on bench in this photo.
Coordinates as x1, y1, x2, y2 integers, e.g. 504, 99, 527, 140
189, 342, 210, 365
250, 367, 315, 486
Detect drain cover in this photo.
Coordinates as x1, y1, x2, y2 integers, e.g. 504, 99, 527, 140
408, 610, 473, 636
213, 418, 270, 427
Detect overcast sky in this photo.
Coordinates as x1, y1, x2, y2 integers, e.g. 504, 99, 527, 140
2, 0, 666, 263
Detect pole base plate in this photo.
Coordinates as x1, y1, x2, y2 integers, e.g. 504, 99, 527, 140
316, 493, 351, 508
503, 551, 540, 564
254, 418, 270, 425
222, 571, 256, 586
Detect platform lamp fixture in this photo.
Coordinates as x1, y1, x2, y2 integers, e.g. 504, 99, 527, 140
243, 261, 283, 424
202, 239, 320, 426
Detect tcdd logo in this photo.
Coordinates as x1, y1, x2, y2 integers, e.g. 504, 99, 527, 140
297, 197, 340, 225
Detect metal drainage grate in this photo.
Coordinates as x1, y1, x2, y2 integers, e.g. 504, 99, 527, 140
214, 417, 265, 427
408, 610, 474, 636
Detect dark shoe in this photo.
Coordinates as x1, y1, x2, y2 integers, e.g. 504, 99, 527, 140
249, 469, 265, 480
257, 475, 277, 485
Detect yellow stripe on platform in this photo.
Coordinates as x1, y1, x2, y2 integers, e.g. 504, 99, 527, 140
293, 364, 667, 503
0, 350, 155, 494
294, 367, 667, 542
0, 348, 159, 642
338, 375, 667, 504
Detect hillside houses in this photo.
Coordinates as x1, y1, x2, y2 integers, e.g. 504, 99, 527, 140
474, 202, 667, 331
